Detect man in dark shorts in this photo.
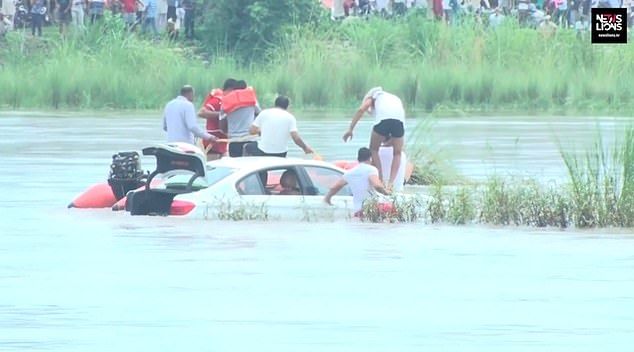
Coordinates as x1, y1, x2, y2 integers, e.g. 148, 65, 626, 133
343, 87, 406, 191
58, 0, 72, 34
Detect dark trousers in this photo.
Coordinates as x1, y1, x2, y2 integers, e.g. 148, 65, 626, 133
244, 142, 287, 158
91, 14, 103, 24
31, 14, 43, 36
167, 6, 176, 21
393, 2, 406, 16
184, 9, 194, 38
228, 142, 251, 158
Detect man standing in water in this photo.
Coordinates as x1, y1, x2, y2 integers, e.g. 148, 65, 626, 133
343, 87, 405, 191
325, 147, 390, 216
220, 79, 261, 157
163, 85, 217, 146
247, 95, 314, 157
198, 82, 228, 161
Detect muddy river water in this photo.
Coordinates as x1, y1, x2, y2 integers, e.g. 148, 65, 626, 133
0, 113, 632, 351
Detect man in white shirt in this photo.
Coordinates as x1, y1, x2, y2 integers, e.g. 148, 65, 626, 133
163, 85, 217, 146
247, 96, 313, 157
343, 87, 406, 191
325, 147, 390, 216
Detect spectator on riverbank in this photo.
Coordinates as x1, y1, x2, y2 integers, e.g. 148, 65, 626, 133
142, 0, 158, 36
31, 0, 45, 36
343, 0, 355, 16
176, 5, 184, 31
135, 0, 145, 28
539, 14, 558, 36
71, 0, 85, 29
375, 0, 389, 15
332, 0, 344, 19
58, 0, 71, 35
157, 0, 167, 31
394, 0, 408, 15
166, 0, 176, 21
489, 7, 505, 28
181, 0, 194, 39
121, 0, 139, 29
1, 0, 15, 29
110, 0, 122, 15
89, 0, 105, 23
0, 11, 11, 37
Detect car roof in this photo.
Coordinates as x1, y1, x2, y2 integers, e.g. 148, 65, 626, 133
207, 156, 344, 172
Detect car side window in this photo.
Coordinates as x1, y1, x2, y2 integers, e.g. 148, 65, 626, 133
261, 168, 302, 196
302, 166, 352, 196
236, 173, 265, 195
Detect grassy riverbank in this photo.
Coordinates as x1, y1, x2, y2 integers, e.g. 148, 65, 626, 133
2, 13, 634, 113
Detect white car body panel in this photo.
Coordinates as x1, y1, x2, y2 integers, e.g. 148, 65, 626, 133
171, 157, 356, 220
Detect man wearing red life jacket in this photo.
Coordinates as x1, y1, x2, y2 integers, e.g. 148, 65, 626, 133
198, 84, 229, 161
220, 80, 261, 157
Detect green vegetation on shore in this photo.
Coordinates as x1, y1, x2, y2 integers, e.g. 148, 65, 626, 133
1, 11, 634, 113
364, 125, 634, 228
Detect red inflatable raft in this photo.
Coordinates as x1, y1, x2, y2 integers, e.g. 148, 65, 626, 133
68, 183, 117, 209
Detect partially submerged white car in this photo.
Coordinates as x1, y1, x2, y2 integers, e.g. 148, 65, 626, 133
125, 144, 355, 220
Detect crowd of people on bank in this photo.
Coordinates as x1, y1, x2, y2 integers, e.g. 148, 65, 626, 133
163, 81, 409, 215
3, 0, 633, 39
328, 0, 634, 30
0, 0, 195, 38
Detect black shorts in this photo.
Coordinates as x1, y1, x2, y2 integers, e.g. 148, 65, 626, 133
244, 142, 287, 158
373, 119, 404, 139
229, 141, 255, 157
167, 6, 177, 21
58, 9, 71, 23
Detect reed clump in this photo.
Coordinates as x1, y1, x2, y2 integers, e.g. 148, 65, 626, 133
560, 126, 634, 228
367, 125, 633, 228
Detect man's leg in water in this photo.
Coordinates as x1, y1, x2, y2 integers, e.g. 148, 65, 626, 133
369, 131, 385, 182
389, 137, 404, 188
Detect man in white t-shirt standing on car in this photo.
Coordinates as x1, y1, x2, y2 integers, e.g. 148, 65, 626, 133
325, 147, 390, 216
343, 87, 406, 191
247, 95, 314, 157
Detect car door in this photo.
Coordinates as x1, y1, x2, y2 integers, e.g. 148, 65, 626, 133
233, 166, 354, 221
234, 167, 307, 220
294, 165, 354, 221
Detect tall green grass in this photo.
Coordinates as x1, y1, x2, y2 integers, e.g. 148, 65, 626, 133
2, 13, 634, 112
559, 126, 634, 227
379, 124, 633, 227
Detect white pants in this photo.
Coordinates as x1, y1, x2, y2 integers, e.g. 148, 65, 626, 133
157, 13, 167, 31
72, 7, 84, 28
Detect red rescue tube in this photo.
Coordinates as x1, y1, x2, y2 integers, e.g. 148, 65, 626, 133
333, 160, 359, 171
68, 183, 117, 209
